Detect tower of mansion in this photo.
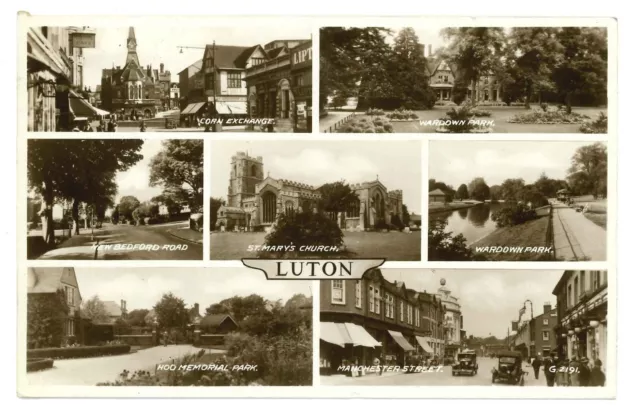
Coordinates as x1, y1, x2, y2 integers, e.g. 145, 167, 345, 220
216, 152, 403, 231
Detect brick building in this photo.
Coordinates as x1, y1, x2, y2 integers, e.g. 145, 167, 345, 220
320, 269, 446, 375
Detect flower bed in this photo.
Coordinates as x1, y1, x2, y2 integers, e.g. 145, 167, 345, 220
337, 115, 394, 133
27, 344, 131, 360
386, 109, 419, 121
365, 108, 386, 116
435, 100, 457, 107
435, 105, 494, 133
579, 112, 608, 134
508, 109, 591, 124
27, 358, 54, 372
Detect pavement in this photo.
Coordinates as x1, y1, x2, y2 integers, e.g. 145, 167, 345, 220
36, 222, 203, 260
320, 357, 547, 387
551, 202, 607, 261
320, 112, 360, 132
27, 345, 223, 386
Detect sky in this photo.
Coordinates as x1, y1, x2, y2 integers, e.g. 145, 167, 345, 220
114, 139, 165, 203
381, 27, 447, 56
74, 267, 312, 311
380, 269, 563, 338
76, 26, 313, 89
429, 141, 606, 188
210, 140, 422, 214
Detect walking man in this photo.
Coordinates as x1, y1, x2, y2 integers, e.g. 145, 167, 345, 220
532, 353, 542, 379
543, 355, 556, 387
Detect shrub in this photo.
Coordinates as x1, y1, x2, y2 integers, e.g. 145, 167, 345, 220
374, 218, 392, 231
579, 112, 608, 134
375, 127, 385, 133
365, 108, 385, 116
27, 358, 54, 372
428, 219, 476, 261
470, 109, 492, 117
146, 217, 161, 225
491, 204, 538, 227
390, 214, 405, 230
383, 123, 394, 132
262, 211, 344, 256
540, 102, 549, 112
509, 109, 590, 124
27, 344, 131, 360
438, 105, 476, 133
373, 119, 384, 127
387, 109, 419, 120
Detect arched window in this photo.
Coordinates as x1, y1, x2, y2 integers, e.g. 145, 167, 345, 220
285, 201, 294, 217
251, 165, 257, 177
347, 199, 360, 218
262, 191, 277, 223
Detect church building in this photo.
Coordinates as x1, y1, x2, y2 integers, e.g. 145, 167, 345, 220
216, 152, 403, 231
99, 27, 172, 119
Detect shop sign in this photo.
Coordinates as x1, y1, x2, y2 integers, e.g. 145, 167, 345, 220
291, 45, 312, 70
292, 86, 312, 98
70, 32, 96, 48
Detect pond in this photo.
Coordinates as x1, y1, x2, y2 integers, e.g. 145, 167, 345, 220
430, 202, 507, 244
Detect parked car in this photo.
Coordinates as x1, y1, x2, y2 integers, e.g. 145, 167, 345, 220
452, 349, 478, 376
443, 355, 455, 366
491, 351, 526, 385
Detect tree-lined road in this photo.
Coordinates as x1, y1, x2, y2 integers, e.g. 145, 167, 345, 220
37, 222, 203, 260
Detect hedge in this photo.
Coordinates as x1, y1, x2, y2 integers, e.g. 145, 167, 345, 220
27, 344, 131, 360
27, 358, 54, 372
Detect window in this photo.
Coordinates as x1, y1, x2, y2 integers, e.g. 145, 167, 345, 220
579, 271, 586, 295
574, 277, 579, 305
375, 288, 380, 313
369, 286, 380, 314
67, 319, 75, 337
443, 75, 449, 83
295, 74, 305, 87
285, 201, 294, 216
416, 308, 420, 327
251, 58, 265, 67
567, 284, 572, 307
331, 280, 345, 304
542, 331, 550, 341
205, 74, 216, 90
543, 319, 549, 325
227, 72, 242, 89
408, 306, 413, 325
400, 301, 404, 322
385, 294, 394, 318
346, 199, 359, 218
64, 286, 74, 305
355, 281, 362, 308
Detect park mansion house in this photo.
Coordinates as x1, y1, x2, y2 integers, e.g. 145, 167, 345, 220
216, 152, 403, 231
424, 44, 503, 104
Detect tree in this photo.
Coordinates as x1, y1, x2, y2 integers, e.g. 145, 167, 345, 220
209, 197, 225, 228
552, 28, 608, 113
390, 28, 436, 109
468, 177, 491, 201
567, 143, 607, 198
117, 196, 141, 222
151, 188, 185, 216
499, 178, 526, 203
81, 295, 111, 323
27, 290, 69, 348
153, 293, 189, 329
428, 179, 456, 202
428, 219, 474, 261
205, 294, 269, 322
318, 180, 359, 215
149, 140, 203, 212
284, 294, 312, 310
456, 184, 469, 200
489, 185, 503, 201
441, 27, 506, 105
126, 309, 150, 327
401, 204, 411, 225
111, 204, 120, 224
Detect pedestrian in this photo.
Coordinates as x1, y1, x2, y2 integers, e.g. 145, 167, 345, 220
543, 356, 556, 387
556, 358, 569, 386
569, 357, 581, 386
140, 120, 146, 132
373, 357, 382, 375
589, 359, 606, 386
532, 354, 542, 380
578, 357, 592, 386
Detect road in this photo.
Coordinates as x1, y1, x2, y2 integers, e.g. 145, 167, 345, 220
551, 202, 607, 261
38, 222, 203, 260
320, 357, 547, 386
320, 112, 360, 132
27, 345, 224, 386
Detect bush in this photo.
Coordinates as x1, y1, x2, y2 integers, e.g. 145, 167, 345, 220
27, 344, 131, 360
491, 204, 538, 227
439, 105, 476, 133
540, 102, 549, 112
579, 112, 608, 134
365, 108, 385, 116
374, 219, 393, 231
470, 109, 492, 117
27, 358, 54, 372
428, 219, 476, 261
390, 214, 405, 230
387, 109, 419, 120
508, 109, 591, 124
262, 211, 344, 256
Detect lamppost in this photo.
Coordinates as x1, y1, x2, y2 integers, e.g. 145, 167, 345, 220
178, 42, 219, 132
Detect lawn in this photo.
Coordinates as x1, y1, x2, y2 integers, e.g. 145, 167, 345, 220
211, 230, 421, 261
469, 216, 550, 261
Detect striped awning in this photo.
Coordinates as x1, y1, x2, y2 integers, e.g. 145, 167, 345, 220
388, 330, 415, 351
320, 322, 381, 348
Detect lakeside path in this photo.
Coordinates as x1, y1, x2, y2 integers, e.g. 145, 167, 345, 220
27, 345, 223, 386
552, 202, 606, 261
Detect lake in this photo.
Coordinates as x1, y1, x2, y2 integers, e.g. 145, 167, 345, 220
430, 202, 507, 244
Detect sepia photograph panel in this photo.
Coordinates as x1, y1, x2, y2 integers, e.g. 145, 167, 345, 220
319, 268, 609, 388
320, 26, 608, 134
210, 140, 422, 260
24, 267, 312, 386
428, 140, 607, 261
26, 25, 312, 133
26, 138, 204, 260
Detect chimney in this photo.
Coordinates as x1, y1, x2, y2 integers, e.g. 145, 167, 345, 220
194, 303, 200, 316
160, 63, 164, 73
428, 44, 432, 57
543, 302, 552, 314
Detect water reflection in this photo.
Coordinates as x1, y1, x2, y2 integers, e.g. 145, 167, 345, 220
431, 202, 506, 244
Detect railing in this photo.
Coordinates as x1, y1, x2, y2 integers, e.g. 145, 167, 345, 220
324, 112, 356, 133
545, 204, 555, 260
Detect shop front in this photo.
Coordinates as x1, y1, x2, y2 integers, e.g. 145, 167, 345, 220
319, 321, 381, 376
289, 41, 312, 132
386, 330, 416, 368
245, 58, 296, 132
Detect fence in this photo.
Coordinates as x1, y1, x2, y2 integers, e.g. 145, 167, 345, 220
324, 113, 356, 133
545, 205, 556, 261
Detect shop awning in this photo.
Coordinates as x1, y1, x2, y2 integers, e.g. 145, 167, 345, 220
388, 330, 415, 351
320, 322, 381, 348
182, 102, 206, 115
69, 90, 108, 118
344, 323, 381, 348
415, 336, 434, 354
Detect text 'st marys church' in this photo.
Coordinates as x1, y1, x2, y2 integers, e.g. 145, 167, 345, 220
216, 152, 403, 231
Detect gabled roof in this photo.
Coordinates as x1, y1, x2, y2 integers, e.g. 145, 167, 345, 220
200, 313, 238, 328
27, 267, 79, 294
203, 44, 254, 70
429, 189, 446, 196
234, 45, 263, 67
102, 301, 123, 317
179, 59, 203, 76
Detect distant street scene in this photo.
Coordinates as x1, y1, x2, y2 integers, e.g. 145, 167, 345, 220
210, 140, 422, 261
320, 269, 608, 388
27, 25, 312, 133
428, 141, 607, 261
27, 139, 203, 260
26, 267, 312, 386
321, 26, 607, 134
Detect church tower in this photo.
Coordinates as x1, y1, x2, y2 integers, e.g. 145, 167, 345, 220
125, 27, 140, 66
228, 152, 264, 208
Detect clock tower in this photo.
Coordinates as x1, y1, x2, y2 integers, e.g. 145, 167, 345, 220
125, 27, 140, 67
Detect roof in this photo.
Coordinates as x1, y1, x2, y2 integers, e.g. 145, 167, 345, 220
200, 314, 238, 328
27, 267, 78, 294
204, 44, 254, 69
429, 189, 446, 196
102, 301, 123, 317
179, 59, 203, 75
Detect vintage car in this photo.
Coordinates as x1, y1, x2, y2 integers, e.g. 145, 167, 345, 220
443, 355, 455, 366
491, 351, 526, 385
452, 350, 478, 376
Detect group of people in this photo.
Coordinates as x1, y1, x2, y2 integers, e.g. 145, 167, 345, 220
531, 353, 606, 387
